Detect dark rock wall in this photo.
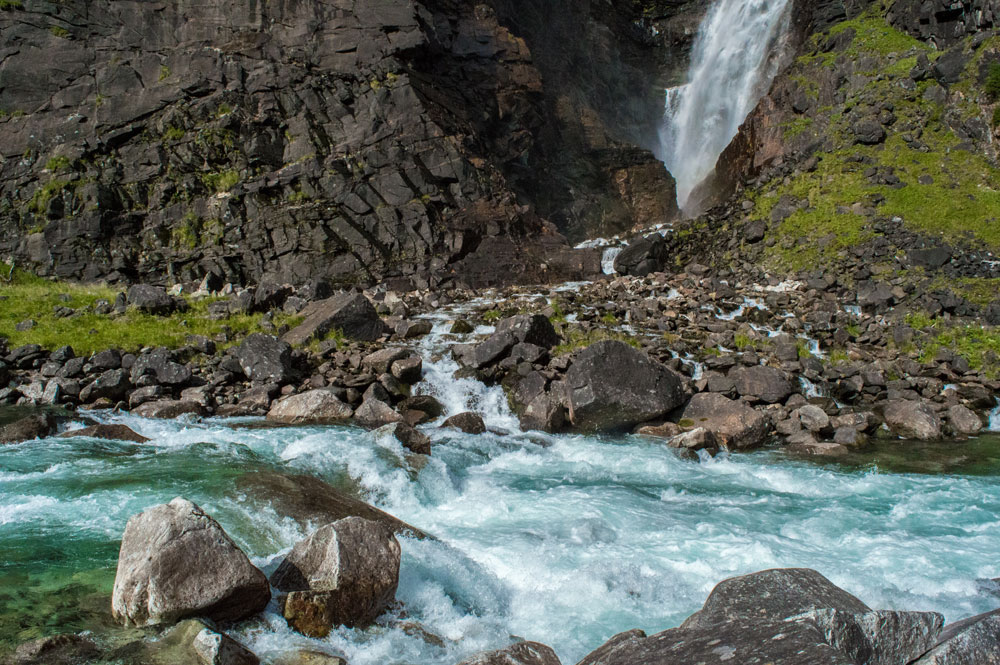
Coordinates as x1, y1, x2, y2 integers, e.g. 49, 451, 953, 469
888, 0, 1000, 45
0, 0, 706, 288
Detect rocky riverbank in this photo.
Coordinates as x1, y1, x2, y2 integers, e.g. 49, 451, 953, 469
3, 263, 1000, 458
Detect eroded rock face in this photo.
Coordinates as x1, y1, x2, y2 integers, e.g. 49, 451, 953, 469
914, 608, 1000, 664
271, 517, 401, 636
111, 497, 270, 626
565, 341, 685, 433
0, 0, 673, 289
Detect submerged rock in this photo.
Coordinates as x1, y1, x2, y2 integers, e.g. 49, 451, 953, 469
112, 497, 270, 626
147, 619, 260, 665
272, 517, 401, 636
58, 424, 150, 443
565, 341, 684, 433
6, 634, 99, 665
0, 413, 57, 444
376, 422, 432, 455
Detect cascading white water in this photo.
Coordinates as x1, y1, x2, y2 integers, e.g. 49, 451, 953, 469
659, 0, 793, 212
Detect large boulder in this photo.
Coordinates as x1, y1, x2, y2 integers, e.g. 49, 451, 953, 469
236, 472, 427, 538
565, 341, 685, 433
494, 314, 560, 349
613, 234, 668, 277
235, 334, 295, 384
731, 365, 794, 404
282, 293, 386, 345
267, 390, 353, 424
132, 400, 206, 419
442, 411, 487, 434
676, 392, 770, 450
883, 400, 942, 440
130, 348, 192, 386
111, 497, 270, 626
582, 568, 942, 665
914, 608, 1000, 664
79, 368, 131, 403
353, 398, 405, 428
271, 517, 401, 636
134, 619, 260, 665
127, 284, 179, 315
457, 641, 562, 665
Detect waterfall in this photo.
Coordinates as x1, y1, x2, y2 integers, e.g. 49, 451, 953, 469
659, 0, 793, 213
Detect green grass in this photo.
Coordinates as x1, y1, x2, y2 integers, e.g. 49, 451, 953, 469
552, 326, 641, 356
158, 65, 171, 82
203, 169, 240, 193
985, 63, 1000, 101
44, 156, 71, 172
28, 180, 71, 215
49, 26, 69, 38
162, 126, 185, 142
0, 264, 298, 354
0, 0, 24, 9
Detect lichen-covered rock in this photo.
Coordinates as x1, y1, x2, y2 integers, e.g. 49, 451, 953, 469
283, 294, 386, 345
883, 400, 942, 440
913, 608, 1000, 664
235, 334, 295, 384
271, 517, 401, 636
111, 497, 270, 626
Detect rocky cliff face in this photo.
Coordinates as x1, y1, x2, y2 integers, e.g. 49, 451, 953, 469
888, 0, 1000, 45
0, 0, 699, 289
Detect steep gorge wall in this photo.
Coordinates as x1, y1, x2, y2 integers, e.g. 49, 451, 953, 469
0, 0, 699, 289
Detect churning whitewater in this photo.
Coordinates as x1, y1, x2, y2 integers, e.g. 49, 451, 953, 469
660, 0, 793, 211
2, 311, 1000, 664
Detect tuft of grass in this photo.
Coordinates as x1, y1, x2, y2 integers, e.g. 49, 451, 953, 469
163, 126, 185, 142
985, 63, 1000, 101
203, 169, 240, 193
0, 0, 24, 10
49, 26, 69, 38
44, 156, 71, 172
0, 264, 299, 354
158, 65, 171, 82
552, 327, 641, 356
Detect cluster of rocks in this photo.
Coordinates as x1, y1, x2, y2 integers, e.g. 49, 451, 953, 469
460, 567, 1000, 665
445, 268, 1000, 455
102, 497, 399, 664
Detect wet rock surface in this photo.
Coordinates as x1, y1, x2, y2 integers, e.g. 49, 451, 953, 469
111, 497, 270, 626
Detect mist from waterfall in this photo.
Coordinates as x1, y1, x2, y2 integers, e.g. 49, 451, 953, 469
659, 0, 793, 213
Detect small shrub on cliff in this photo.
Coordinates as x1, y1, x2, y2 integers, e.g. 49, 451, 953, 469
985, 63, 1000, 101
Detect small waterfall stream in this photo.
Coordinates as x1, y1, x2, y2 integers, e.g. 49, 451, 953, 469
659, 0, 794, 212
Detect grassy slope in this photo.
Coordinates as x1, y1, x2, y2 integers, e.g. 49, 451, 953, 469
753, 9, 1000, 275
0, 264, 300, 355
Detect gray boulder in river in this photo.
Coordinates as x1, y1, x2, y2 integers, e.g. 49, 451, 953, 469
271, 516, 401, 637
577, 568, 944, 665
111, 497, 270, 626
565, 341, 685, 433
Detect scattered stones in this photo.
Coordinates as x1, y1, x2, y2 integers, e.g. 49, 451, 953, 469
271, 517, 401, 636
111, 497, 270, 626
